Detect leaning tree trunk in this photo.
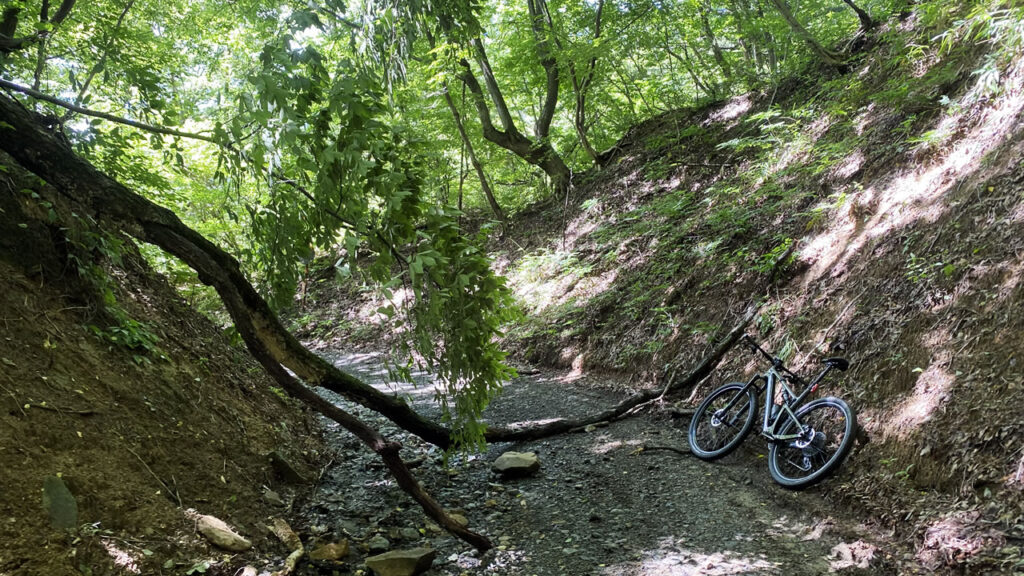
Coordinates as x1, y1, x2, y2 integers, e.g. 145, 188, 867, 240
447, 22, 572, 196
0, 97, 454, 448
766, 0, 845, 68
841, 0, 874, 33
441, 83, 507, 225
699, 3, 733, 80
0, 93, 492, 551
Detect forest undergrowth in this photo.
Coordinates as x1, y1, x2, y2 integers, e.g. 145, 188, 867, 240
294, 9, 1024, 572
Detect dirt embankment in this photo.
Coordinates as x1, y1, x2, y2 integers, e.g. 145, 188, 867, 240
0, 150, 325, 575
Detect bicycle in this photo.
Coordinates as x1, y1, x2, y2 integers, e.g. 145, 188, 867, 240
687, 334, 857, 488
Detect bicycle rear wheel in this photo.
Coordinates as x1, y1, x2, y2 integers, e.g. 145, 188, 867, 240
688, 382, 758, 460
768, 397, 855, 489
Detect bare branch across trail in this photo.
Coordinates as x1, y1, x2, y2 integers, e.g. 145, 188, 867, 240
483, 306, 758, 443
0, 79, 218, 143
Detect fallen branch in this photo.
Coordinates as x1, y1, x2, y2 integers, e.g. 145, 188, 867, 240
0, 79, 218, 143
669, 407, 696, 419
0, 91, 451, 448
638, 444, 691, 456
259, 359, 492, 551
26, 402, 96, 415
270, 518, 304, 576
124, 445, 182, 508
484, 305, 758, 443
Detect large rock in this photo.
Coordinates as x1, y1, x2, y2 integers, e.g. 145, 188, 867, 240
196, 515, 252, 552
492, 451, 541, 477
42, 476, 78, 531
365, 548, 436, 576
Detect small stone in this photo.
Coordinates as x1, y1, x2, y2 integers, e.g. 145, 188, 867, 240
196, 515, 252, 552
368, 534, 391, 553
42, 476, 78, 531
449, 513, 469, 528
365, 547, 437, 576
399, 527, 420, 541
491, 452, 541, 477
310, 540, 350, 561
267, 450, 309, 484
263, 488, 285, 507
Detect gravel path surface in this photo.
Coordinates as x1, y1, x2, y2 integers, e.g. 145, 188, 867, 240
297, 353, 902, 575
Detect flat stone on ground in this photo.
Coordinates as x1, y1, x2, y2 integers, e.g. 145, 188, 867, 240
42, 476, 77, 531
492, 451, 541, 477
196, 514, 252, 552
368, 534, 391, 553
310, 539, 350, 560
365, 547, 436, 576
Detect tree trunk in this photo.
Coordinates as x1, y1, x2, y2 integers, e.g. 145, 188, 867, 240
841, 0, 874, 33
700, 4, 733, 79
0, 0, 76, 54
664, 36, 716, 99
441, 84, 506, 224
527, 0, 559, 140
766, 0, 845, 68
0, 92, 492, 551
567, 0, 604, 166
458, 49, 571, 195
439, 11, 571, 197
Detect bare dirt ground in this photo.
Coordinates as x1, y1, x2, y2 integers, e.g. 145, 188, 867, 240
296, 352, 917, 575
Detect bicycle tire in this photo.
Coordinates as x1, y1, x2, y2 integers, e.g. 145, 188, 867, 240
768, 397, 856, 489
688, 382, 758, 460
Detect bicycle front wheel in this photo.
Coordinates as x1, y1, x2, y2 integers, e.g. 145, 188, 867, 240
768, 397, 856, 489
688, 382, 758, 460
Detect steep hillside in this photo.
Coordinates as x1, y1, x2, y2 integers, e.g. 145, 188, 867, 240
293, 11, 1024, 572
0, 151, 325, 575
497, 24, 1024, 575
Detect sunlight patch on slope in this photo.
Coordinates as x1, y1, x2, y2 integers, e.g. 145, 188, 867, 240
873, 329, 954, 439
831, 150, 865, 180
703, 95, 752, 126
801, 64, 1024, 287
507, 249, 584, 312
102, 540, 141, 574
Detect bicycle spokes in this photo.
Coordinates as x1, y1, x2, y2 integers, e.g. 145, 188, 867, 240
772, 403, 850, 482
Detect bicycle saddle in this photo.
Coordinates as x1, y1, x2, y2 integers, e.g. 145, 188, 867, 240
823, 357, 849, 371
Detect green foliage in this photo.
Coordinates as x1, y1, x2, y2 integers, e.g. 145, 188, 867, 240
216, 29, 518, 449
61, 225, 166, 363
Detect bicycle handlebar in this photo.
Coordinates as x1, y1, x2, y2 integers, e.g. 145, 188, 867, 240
740, 334, 806, 384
